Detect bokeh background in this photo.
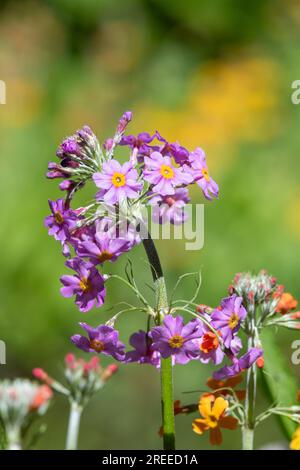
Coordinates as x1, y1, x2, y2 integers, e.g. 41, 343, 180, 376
0, 0, 300, 450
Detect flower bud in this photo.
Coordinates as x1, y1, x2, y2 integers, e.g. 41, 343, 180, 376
32, 368, 52, 385
101, 364, 118, 382
117, 111, 132, 134
256, 357, 264, 368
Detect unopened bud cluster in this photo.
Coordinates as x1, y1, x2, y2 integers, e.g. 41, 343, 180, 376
33, 353, 118, 408
0, 379, 52, 449
229, 270, 299, 331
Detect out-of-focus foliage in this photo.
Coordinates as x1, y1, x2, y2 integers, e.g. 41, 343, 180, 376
261, 329, 299, 439
0, 0, 299, 449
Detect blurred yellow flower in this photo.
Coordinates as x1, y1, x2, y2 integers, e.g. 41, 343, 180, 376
0, 78, 44, 128
137, 56, 280, 170
290, 427, 300, 450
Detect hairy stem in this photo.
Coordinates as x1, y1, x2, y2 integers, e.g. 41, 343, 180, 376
66, 401, 82, 450
142, 235, 175, 450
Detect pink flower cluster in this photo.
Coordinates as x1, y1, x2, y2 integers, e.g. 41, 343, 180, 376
45, 112, 219, 312
71, 294, 262, 380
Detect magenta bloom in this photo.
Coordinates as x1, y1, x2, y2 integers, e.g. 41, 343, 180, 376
76, 231, 130, 265
211, 295, 247, 349
121, 132, 154, 149
60, 136, 81, 156
143, 152, 193, 196
45, 199, 78, 244
213, 348, 263, 380
150, 315, 202, 364
60, 258, 106, 312
71, 322, 125, 360
125, 331, 160, 368
149, 188, 190, 225
155, 131, 190, 164
93, 160, 142, 205
186, 147, 219, 200
56, 125, 95, 159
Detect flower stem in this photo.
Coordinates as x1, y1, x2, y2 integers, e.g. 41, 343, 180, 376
7, 427, 21, 450
142, 234, 176, 450
242, 425, 254, 450
66, 401, 82, 450
243, 337, 256, 450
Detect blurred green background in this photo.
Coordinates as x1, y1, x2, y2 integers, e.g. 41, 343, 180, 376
0, 0, 299, 450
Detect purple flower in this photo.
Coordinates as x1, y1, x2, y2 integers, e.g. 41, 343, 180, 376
59, 180, 74, 191
56, 125, 96, 159
186, 147, 219, 200
125, 331, 160, 367
60, 258, 106, 312
44, 199, 78, 244
150, 315, 202, 364
71, 322, 126, 360
149, 188, 190, 225
48, 126, 98, 186
120, 132, 155, 164
93, 160, 143, 205
60, 137, 81, 156
120, 132, 154, 149
213, 348, 263, 380
211, 295, 247, 349
76, 231, 130, 264
155, 131, 190, 164
143, 152, 193, 196
46, 161, 74, 180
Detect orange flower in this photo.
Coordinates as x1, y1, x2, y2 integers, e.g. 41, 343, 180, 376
30, 385, 52, 411
206, 375, 246, 401
275, 292, 298, 314
192, 395, 237, 445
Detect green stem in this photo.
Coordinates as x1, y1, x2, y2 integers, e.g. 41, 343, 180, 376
6, 426, 21, 450
242, 425, 254, 450
142, 234, 176, 450
243, 336, 256, 450
66, 401, 82, 450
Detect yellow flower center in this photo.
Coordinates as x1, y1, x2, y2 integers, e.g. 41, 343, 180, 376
202, 167, 210, 182
112, 172, 126, 187
206, 414, 219, 428
160, 164, 174, 179
98, 250, 113, 263
79, 277, 92, 292
90, 339, 105, 353
54, 211, 64, 224
168, 335, 184, 349
228, 313, 239, 329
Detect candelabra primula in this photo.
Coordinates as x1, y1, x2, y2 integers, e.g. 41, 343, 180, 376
45, 111, 300, 450
33, 353, 118, 450
170, 275, 300, 449
0, 379, 52, 450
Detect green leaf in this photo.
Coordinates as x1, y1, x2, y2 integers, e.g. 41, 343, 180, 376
261, 328, 298, 439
